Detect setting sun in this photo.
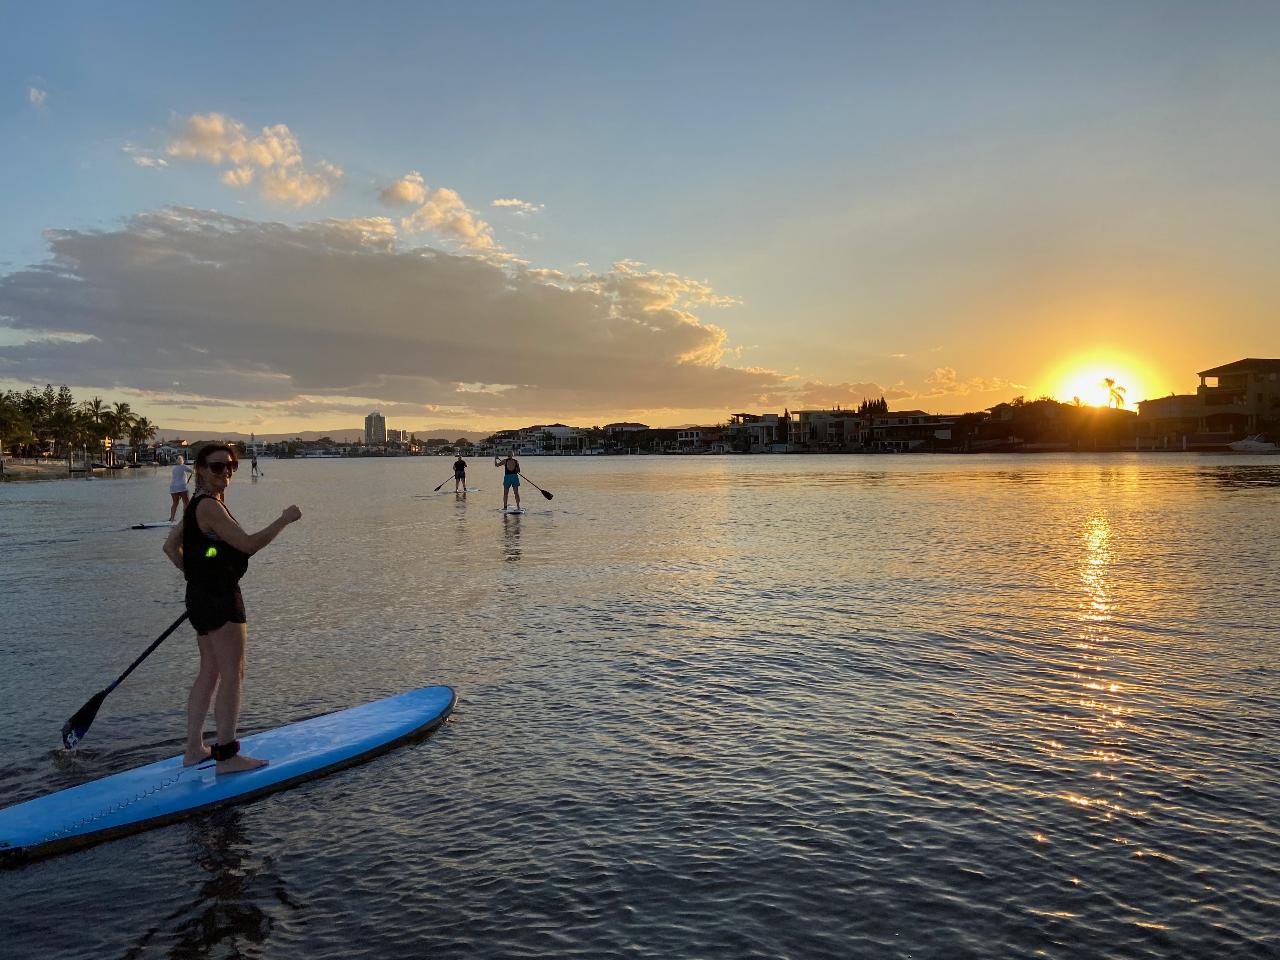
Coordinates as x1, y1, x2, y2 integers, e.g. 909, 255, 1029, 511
1046, 356, 1155, 408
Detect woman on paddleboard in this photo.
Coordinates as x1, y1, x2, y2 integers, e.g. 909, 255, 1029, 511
163, 443, 302, 774
495, 452, 521, 510
453, 455, 467, 493
168, 459, 192, 522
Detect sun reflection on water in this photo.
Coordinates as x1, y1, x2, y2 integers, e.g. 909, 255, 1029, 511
1063, 514, 1141, 828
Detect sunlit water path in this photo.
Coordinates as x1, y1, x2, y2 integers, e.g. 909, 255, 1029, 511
1, 454, 1277, 958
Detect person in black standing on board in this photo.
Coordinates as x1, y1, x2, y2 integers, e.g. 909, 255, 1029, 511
453, 455, 468, 493
163, 444, 301, 774
495, 452, 521, 511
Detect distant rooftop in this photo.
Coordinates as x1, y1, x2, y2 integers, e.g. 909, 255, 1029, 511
1198, 358, 1280, 376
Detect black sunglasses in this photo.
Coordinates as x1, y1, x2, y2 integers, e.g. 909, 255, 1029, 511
205, 460, 238, 475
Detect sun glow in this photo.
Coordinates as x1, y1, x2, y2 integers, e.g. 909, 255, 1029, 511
1046, 357, 1153, 408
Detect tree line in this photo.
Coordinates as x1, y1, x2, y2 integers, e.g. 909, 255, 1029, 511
1, 384, 158, 465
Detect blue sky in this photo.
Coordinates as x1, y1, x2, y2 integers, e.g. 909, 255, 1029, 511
3, 2, 1279, 431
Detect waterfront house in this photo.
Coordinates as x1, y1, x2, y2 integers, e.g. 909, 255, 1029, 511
676, 428, 702, 451
603, 422, 648, 435
870, 411, 957, 452
1134, 394, 1203, 449
727, 412, 793, 452
981, 400, 1136, 450
603, 422, 648, 453
637, 428, 681, 453
791, 408, 864, 451
1136, 358, 1280, 448
154, 440, 189, 464
535, 423, 597, 453
675, 425, 726, 452
1195, 359, 1280, 435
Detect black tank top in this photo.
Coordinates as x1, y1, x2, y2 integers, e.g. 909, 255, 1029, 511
183, 493, 250, 589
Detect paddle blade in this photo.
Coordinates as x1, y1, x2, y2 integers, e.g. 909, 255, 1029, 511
62, 689, 108, 750
541, 489, 554, 500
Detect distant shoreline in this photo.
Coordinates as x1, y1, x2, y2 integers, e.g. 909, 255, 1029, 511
6, 449, 1273, 482
0, 460, 159, 482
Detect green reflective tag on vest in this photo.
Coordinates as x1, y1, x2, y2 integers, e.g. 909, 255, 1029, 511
205, 546, 218, 558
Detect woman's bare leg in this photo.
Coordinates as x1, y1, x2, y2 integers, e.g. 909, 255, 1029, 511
184, 633, 218, 765
209, 621, 268, 774
170, 492, 181, 522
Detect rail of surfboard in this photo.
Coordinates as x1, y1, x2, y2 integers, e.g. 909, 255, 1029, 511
0, 685, 456, 864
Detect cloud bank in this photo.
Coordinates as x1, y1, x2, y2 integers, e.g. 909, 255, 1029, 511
0, 208, 784, 418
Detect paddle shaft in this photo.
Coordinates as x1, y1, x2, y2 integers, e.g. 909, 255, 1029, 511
105, 611, 190, 693
518, 473, 553, 498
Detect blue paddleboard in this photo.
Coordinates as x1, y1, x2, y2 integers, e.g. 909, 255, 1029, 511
0, 685, 455, 862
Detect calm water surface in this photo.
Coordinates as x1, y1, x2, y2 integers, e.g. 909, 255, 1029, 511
1, 454, 1277, 959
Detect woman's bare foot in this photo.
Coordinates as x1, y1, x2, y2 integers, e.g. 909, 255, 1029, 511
183, 746, 212, 767
216, 754, 269, 775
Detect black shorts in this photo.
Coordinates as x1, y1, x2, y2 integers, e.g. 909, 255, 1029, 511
185, 583, 247, 634
454, 471, 465, 479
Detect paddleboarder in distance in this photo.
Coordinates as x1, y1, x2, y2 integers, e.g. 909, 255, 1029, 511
453, 455, 467, 493
163, 443, 302, 774
495, 452, 521, 511
168, 459, 192, 522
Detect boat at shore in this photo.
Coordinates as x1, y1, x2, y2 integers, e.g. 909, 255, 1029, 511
1228, 435, 1279, 453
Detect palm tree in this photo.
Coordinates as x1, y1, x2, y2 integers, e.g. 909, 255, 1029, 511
128, 416, 157, 463
47, 406, 83, 474
73, 408, 97, 469
104, 401, 135, 465
1104, 378, 1127, 409
81, 397, 106, 427
80, 397, 109, 465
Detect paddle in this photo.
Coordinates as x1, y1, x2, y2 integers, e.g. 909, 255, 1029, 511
61, 611, 190, 749
519, 473, 554, 500
433, 474, 455, 492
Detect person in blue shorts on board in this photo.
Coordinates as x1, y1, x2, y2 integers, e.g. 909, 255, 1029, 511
495, 452, 521, 511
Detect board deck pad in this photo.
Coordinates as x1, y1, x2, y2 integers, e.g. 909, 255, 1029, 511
0, 685, 455, 862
